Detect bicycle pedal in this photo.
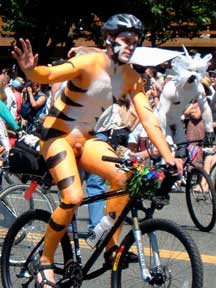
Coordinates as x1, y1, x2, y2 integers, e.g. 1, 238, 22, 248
153, 196, 170, 208
16, 268, 31, 279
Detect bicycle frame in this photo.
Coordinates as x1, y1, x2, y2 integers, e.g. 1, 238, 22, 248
69, 188, 160, 282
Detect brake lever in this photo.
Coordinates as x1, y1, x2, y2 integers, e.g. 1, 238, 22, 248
115, 163, 131, 172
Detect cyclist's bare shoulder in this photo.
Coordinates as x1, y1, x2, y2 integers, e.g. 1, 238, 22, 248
68, 48, 108, 74
67, 46, 104, 58
123, 64, 144, 92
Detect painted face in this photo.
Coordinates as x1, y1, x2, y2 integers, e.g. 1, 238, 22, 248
114, 31, 139, 63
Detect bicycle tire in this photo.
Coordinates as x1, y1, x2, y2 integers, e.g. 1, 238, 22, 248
0, 184, 56, 245
111, 218, 203, 288
210, 162, 216, 190
186, 166, 216, 232
1, 209, 72, 288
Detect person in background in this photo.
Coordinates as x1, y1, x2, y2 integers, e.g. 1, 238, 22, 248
134, 66, 162, 110
184, 101, 205, 168
202, 70, 216, 177
154, 50, 214, 158
0, 81, 20, 189
10, 77, 25, 125
0, 72, 17, 120
208, 69, 216, 133
22, 81, 47, 134
12, 14, 182, 286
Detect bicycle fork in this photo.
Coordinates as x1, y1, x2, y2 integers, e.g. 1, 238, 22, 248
132, 209, 162, 283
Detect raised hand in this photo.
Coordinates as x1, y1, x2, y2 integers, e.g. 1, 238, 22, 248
11, 38, 39, 75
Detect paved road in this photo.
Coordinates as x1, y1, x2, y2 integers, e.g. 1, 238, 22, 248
0, 178, 216, 287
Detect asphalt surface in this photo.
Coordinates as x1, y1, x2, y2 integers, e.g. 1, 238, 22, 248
0, 178, 216, 287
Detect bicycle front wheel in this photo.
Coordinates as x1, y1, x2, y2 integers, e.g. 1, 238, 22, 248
1, 209, 72, 288
210, 162, 216, 190
111, 218, 203, 288
0, 184, 56, 245
186, 166, 216, 231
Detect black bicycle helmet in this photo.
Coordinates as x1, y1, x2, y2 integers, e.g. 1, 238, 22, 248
102, 13, 144, 37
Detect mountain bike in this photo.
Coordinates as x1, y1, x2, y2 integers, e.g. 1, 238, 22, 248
1, 156, 203, 287
172, 140, 216, 232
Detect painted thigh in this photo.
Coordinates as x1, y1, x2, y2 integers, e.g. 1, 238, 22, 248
78, 138, 128, 189
79, 138, 130, 248
40, 137, 83, 204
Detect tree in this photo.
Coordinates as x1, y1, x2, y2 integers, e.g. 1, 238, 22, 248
1, 0, 216, 63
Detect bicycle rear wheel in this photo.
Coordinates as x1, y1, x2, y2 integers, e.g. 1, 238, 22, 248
186, 166, 216, 231
1, 209, 72, 288
0, 184, 56, 245
111, 218, 203, 288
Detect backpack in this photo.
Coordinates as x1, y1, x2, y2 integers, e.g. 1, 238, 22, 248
8, 140, 48, 176
20, 100, 35, 121
108, 127, 130, 149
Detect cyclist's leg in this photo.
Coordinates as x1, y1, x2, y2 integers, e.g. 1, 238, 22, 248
79, 138, 129, 251
39, 136, 84, 285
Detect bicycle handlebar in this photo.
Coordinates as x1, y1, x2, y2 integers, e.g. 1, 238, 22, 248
102, 155, 178, 176
172, 139, 204, 148
202, 147, 216, 155
101, 155, 124, 164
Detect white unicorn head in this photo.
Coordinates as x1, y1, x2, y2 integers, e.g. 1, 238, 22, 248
171, 46, 212, 87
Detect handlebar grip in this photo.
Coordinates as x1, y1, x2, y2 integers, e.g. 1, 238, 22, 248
160, 164, 178, 175
101, 156, 123, 164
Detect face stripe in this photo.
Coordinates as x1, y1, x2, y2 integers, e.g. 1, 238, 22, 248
59, 201, 76, 209
40, 128, 66, 141
61, 92, 83, 107
48, 106, 76, 121
48, 217, 65, 231
46, 151, 67, 169
67, 80, 87, 93
57, 176, 75, 190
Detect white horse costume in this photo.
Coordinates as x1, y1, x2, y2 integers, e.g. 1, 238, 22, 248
154, 48, 214, 149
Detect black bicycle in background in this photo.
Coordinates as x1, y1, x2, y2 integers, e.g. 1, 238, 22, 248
172, 139, 216, 232
1, 156, 203, 287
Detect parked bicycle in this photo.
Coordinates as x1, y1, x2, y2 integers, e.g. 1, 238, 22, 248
171, 139, 216, 232
1, 156, 203, 287
0, 152, 56, 247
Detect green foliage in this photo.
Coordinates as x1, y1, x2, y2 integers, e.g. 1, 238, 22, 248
1, 0, 216, 62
